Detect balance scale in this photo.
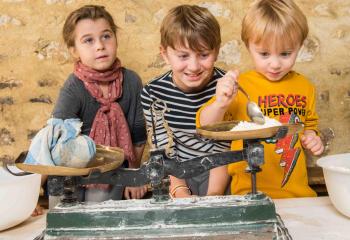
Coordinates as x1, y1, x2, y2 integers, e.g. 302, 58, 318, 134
8, 114, 302, 239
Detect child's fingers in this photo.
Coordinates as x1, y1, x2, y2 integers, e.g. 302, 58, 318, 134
132, 190, 139, 199
221, 84, 234, 97
302, 135, 324, 155
136, 189, 142, 199
218, 73, 238, 97
303, 137, 317, 149
125, 186, 148, 199
37, 206, 43, 215
214, 71, 239, 108
139, 186, 148, 198
312, 144, 324, 155
141, 185, 148, 197
31, 204, 43, 217
301, 134, 313, 145
301, 135, 314, 149
300, 135, 308, 148
309, 142, 323, 155
124, 188, 131, 199
128, 188, 137, 199
31, 210, 38, 217
225, 70, 239, 82
311, 138, 324, 155
224, 70, 239, 89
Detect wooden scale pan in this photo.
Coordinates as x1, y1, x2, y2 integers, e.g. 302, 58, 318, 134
196, 121, 304, 141
13, 145, 124, 176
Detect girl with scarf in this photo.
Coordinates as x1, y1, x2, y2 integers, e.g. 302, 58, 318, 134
50, 5, 147, 203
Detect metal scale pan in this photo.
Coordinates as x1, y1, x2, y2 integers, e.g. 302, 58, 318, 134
13, 145, 124, 176
197, 120, 304, 140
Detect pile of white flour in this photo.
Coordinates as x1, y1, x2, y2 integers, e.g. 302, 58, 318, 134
230, 117, 282, 131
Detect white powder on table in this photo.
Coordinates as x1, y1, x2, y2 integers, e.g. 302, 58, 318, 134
230, 117, 282, 131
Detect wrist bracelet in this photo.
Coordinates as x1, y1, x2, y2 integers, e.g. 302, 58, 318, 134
170, 185, 191, 198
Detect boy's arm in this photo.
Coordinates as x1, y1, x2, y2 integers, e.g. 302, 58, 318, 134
169, 176, 191, 198
197, 70, 239, 126
199, 97, 228, 126
196, 71, 238, 196
207, 165, 230, 196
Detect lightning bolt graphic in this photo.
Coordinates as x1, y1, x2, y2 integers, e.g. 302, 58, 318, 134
275, 113, 301, 187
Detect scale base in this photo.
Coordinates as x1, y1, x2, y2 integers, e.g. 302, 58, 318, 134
45, 193, 289, 239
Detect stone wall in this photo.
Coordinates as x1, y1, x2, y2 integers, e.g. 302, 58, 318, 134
0, 0, 349, 164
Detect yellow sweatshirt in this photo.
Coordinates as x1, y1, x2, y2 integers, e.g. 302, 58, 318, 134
197, 70, 318, 198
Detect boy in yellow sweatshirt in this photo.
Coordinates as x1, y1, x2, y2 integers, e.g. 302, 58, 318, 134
197, 0, 324, 198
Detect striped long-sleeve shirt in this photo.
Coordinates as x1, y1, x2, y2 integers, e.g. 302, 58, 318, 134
141, 67, 230, 161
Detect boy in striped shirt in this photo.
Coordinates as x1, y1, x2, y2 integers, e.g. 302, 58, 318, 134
141, 5, 236, 198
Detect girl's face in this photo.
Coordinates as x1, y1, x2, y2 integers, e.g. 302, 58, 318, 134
160, 42, 218, 93
70, 18, 117, 71
248, 40, 301, 81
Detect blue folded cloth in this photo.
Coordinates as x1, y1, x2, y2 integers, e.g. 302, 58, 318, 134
24, 118, 96, 168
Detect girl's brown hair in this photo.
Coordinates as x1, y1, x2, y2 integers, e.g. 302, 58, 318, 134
62, 5, 117, 48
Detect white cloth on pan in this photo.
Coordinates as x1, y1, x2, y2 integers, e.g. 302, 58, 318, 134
24, 118, 96, 168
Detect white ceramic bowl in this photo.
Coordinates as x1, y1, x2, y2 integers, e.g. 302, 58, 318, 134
317, 153, 350, 218
0, 167, 41, 231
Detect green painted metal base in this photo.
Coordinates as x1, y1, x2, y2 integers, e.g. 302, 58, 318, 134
45, 193, 287, 239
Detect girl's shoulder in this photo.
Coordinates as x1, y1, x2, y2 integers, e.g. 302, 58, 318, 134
60, 74, 90, 100
122, 67, 143, 88
63, 73, 84, 89
121, 68, 145, 96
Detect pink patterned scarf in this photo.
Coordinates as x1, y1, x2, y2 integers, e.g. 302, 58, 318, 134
74, 59, 135, 164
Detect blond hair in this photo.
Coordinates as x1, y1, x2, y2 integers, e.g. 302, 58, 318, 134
63, 5, 118, 48
241, 0, 308, 49
160, 5, 221, 52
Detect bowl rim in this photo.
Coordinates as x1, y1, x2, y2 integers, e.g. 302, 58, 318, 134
316, 153, 350, 174
0, 167, 40, 184
0, 169, 41, 231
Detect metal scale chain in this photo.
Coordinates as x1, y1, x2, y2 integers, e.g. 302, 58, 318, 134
148, 99, 174, 156
148, 100, 173, 202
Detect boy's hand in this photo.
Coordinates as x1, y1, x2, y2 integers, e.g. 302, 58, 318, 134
301, 130, 324, 156
214, 70, 239, 109
124, 185, 148, 199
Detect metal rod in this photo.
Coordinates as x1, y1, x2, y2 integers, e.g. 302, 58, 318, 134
150, 103, 158, 148
251, 172, 257, 194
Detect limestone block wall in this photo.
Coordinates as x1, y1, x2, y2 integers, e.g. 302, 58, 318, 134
0, 0, 349, 164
